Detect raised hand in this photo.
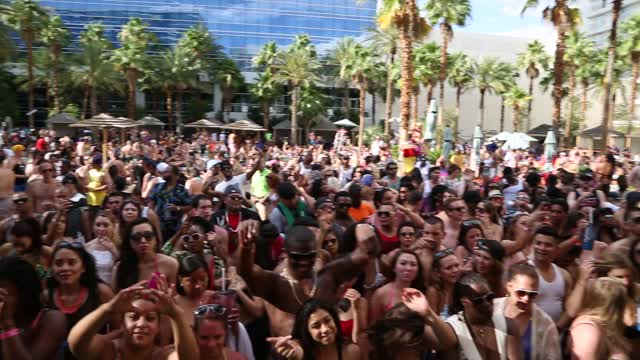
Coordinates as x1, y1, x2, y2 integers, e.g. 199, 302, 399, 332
238, 220, 260, 248
402, 288, 430, 318
267, 335, 304, 360
107, 281, 147, 314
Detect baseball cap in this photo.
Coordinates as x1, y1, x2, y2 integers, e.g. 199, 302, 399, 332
92, 155, 103, 166
488, 190, 503, 198
11, 144, 25, 152
206, 159, 221, 171
156, 162, 170, 173
224, 185, 242, 196
315, 197, 334, 210
361, 174, 374, 186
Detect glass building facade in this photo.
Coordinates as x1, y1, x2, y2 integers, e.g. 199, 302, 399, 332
40, 0, 378, 70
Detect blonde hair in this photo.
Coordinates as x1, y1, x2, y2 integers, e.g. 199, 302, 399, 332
579, 277, 630, 357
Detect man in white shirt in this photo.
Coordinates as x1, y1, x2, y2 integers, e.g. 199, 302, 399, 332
214, 157, 261, 193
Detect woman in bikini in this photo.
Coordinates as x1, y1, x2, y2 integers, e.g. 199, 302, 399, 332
369, 250, 425, 324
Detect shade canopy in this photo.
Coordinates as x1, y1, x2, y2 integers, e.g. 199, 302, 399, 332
136, 115, 166, 127
333, 119, 359, 128
183, 119, 221, 128
502, 132, 538, 150
46, 112, 78, 125
487, 131, 511, 142
580, 125, 624, 138
69, 113, 137, 128
528, 124, 563, 138
220, 120, 266, 131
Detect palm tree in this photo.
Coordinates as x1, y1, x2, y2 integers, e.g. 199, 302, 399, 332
2, 0, 47, 127
40, 15, 69, 114
215, 58, 244, 123
273, 44, 320, 145
0, 1, 13, 63
414, 42, 441, 122
72, 23, 116, 119
424, 0, 471, 142
110, 18, 155, 120
503, 86, 532, 132
367, 26, 400, 138
621, 14, 640, 141
495, 61, 517, 132
563, 30, 593, 145
298, 84, 327, 134
251, 41, 280, 129
377, 0, 430, 144
447, 51, 474, 135
474, 57, 502, 129
599, 0, 623, 151
516, 40, 551, 130
334, 37, 359, 117
522, 0, 580, 135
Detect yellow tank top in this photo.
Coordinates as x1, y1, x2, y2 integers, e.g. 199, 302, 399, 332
87, 168, 106, 206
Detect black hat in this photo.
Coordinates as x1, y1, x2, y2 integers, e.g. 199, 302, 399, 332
224, 185, 242, 196
476, 239, 505, 261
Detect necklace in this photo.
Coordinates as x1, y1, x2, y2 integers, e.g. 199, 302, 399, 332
282, 268, 317, 304
55, 287, 88, 314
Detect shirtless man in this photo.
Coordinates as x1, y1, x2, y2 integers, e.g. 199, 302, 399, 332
0, 193, 36, 244
27, 160, 57, 213
0, 151, 15, 218
238, 221, 375, 337
439, 197, 467, 249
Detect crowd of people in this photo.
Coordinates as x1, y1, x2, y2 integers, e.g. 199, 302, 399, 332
0, 126, 639, 359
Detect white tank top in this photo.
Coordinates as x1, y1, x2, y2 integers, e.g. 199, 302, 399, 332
446, 311, 508, 360
529, 261, 565, 322
90, 250, 114, 285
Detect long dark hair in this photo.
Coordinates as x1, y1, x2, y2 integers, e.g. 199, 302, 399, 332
291, 299, 343, 360
10, 217, 43, 254
176, 255, 209, 296
458, 221, 485, 252
387, 250, 426, 293
0, 256, 43, 327
115, 218, 160, 291
47, 242, 101, 302
119, 199, 142, 225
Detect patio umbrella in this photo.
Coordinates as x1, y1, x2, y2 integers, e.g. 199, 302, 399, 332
502, 132, 537, 150
136, 115, 166, 127
333, 119, 359, 128
220, 120, 266, 131
46, 112, 78, 127
423, 100, 437, 141
441, 126, 453, 164
70, 113, 137, 155
471, 126, 483, 174
487, 131, 511, 142
544, 129, 557, 171
183, 119, 221, 128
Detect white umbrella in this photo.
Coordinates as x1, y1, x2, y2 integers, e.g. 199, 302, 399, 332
502, 132, 537, 150
487, 131, 511, 142
423, 100, 437, 141
333, 119, 359, 128
471, 126, 483, 173
544, 130, 557, 171
441, 127, 453, 163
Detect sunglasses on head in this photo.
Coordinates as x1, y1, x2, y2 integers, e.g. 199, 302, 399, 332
469, 292, 495, 306
13, 198, 28, 205
463, 220, 481, 227
194, 304, 227, 317
433, 248, 455, 261
131, 231, 155, 243
513, 288, 539, 299
288, 250, 317, 262
55, 240, 84, 251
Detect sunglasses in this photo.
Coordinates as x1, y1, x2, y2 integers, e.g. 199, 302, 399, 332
194, 304, 227, 317
288, 250, 317, 262
400, 231, 416, 238
55, 240, 84, 251
227, 195, 243, 201
181, 233, 204, 242
513, 289, 539, 299
433, 248, 455, 261
13, 198, 28, 205
131, 231, 155, 243
448, 206, 466, 212
470, 292, 495, 306
377, 211, 392, 218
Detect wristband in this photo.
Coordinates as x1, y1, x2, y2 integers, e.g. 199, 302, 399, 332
0, 328, 20, 340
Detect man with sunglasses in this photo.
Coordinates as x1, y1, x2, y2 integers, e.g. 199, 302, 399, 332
439, 273, 522, 359
148, 164, 191, 240
214, 156, 261, 194
211, 185, 261, 255
26, 159, 57, 213
492, 263, 561, 360
0, 192, 36, 244
440, 197, 468, 249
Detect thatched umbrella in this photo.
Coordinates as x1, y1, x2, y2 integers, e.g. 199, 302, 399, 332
70, 113, 137, 155
136, 115, 166, 127
184, 119, 221, 128
220, 120, 266, 132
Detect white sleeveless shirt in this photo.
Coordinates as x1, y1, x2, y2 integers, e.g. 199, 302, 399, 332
528, 260, 565, 322
446, 311, 508, 360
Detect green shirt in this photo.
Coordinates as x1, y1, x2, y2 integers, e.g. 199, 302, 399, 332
250, 169, 271, 198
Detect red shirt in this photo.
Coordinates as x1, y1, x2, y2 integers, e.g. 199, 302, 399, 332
35, 138, 46, 152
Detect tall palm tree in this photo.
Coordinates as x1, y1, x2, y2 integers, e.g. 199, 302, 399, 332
424, 0, 471, 142
563, 30, 593, 145
367, 26, 400, 138
110, 18, 155, 120
377, 0, 430, 144
0, 1, 13, 63
599, 0, 623, 151
621, 14, 640, 141
447, 51, 474, 135
414, 42, 441, 121
2, 0, 47, 127
72, 23, 116, 119
215, 58, 244, 123
252, 41, 281, 129
334, 37, 358, 117
474, 57, 502, 129
40, 15, 69, 114
495, 61, 517, 132
273, 46, 320, 145
516, 40, 551, 130
503, 86, 532, 132
522, 0, 580, 136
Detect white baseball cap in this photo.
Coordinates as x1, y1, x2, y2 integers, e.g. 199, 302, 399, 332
156, 162, 170, 172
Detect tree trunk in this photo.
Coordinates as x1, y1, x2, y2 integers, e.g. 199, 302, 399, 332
90, 87, 97, 117
176, 88, 183, 133
601, 0, 622, 153
513, 106, 520, 132
371, 91, 376, 126
262, 101, 270, 129
411, 90, 418, 128
358, 84, 366, 151
628, 58, 639, 139
81, 86, 89, 120
455, 87, 461, 139
384, 51, 396, 140
426, 83, 434, 107
500, 98, 505, 132
165, 90, 173, 129
26, 33, 35, 128
564, 70, 576, 147
126, 71, 137, 120
437, 27, 448, 144
343, 81, 350, 117
527, 75, 534, 131
480, 88, 486, 129
51, 53, 61, 114
581, 80, 589, 130
291, 87, 299, 145
551, 2, 569, 137
398, 5, 415, 146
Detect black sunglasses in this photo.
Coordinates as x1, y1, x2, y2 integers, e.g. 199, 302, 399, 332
377, 211, 391, 218
194, 304, 227, 317
288, 250, 317, 262
513, 289, 539, 300
131, 231, 156, 243
470, 292, 495, 306
55, 240, 84, 251
13, 198, 28, 205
